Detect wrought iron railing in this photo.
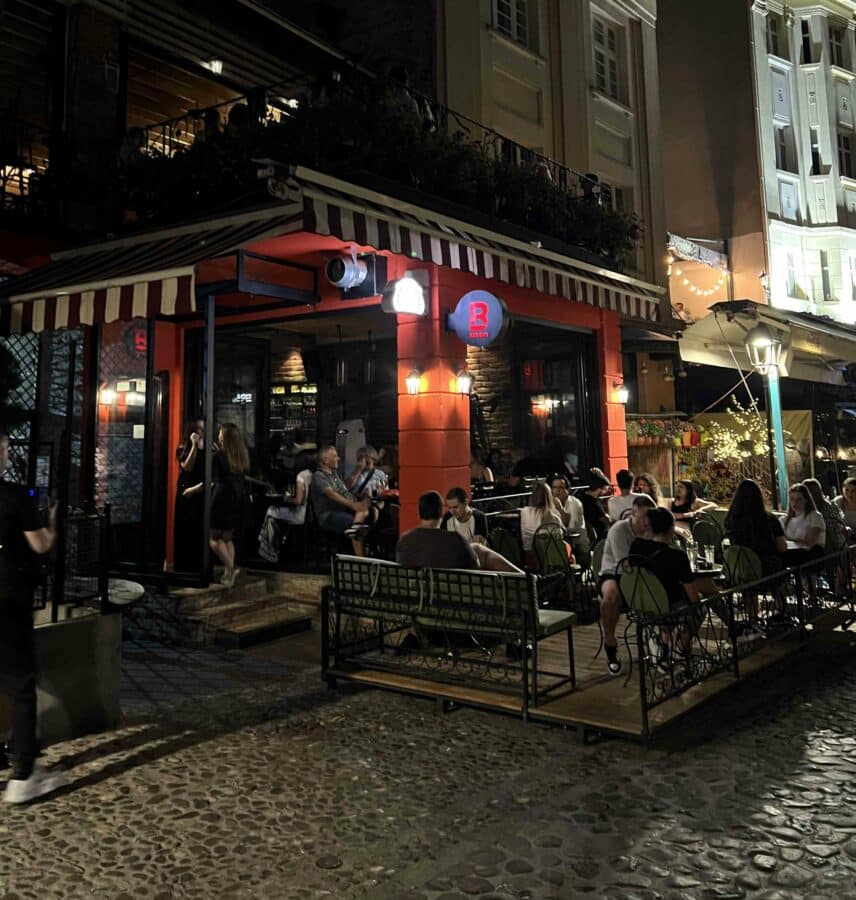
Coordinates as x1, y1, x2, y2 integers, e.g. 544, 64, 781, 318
629, 545, 855, 741
125, 66, 638, 262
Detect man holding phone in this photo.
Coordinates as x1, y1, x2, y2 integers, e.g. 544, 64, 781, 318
0, 430, 63, 803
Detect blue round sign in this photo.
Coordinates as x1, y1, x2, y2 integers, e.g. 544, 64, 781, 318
447, 290, 507, 347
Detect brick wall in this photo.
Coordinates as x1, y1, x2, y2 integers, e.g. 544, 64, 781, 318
466, 342, 513, 453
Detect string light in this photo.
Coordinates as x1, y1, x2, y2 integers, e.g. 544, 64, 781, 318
666, 253, 729, 298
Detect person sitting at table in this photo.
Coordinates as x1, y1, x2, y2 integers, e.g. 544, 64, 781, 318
834, 477, 856, 538
470, 445, 495, 486
629, 507, 718, 662
520, 482, 565, 568
804, 478, 847, 552
670, 479, 715, 521
724, 478, 786, 576
580, 468, 611, 543
633, 472, 664, 507
607, 468, 644, 522
598, 494, 656, 675
346, 445, 388, 499
550, 474, 585, 531
441, 486, 488, 544
259, 453, 318, 563
397, 490, 521, 573
780, 482, 825, 565
310, 444, 372, 555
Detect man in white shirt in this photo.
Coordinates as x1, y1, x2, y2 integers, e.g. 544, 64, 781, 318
607, 468, 645, 522
550, 475, 585, 531
440, 487, 488, 544
598, 494, 655, 676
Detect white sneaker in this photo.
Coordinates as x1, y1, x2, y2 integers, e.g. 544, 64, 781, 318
3, 765, 66, 804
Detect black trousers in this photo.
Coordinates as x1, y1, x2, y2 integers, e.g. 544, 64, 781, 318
0, 589, 37, 775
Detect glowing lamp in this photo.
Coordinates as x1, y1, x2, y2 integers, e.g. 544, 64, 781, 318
381, 270, 429, 316
405, 369, 422, 396
456, 369, 473, 395
744, 322, 782, 374
614, 382, 630, 404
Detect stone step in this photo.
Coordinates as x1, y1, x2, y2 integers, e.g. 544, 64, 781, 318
173, 577, 270, 614
246, 570, 329, 608
184, 592, 296, 631
213, 602, 313, 650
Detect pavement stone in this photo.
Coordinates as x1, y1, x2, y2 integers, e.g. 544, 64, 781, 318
1, 633, 856, 897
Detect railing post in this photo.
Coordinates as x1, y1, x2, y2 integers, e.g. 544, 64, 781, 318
99, 503, 111, 614
728, 590, 741, 679
637, 624, 650, 744
794, 564, 806, 639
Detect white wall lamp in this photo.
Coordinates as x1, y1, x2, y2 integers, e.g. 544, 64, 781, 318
405, 368, 422, 396
614, 381, 630, 404
381, 269, 429, 316
456, 368, 473, 395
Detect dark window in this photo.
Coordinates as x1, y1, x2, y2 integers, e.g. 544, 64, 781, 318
802, 20, 813, 63
838, 132, 853, 178
811, 127, 821, 174
830, 24, 846, 68
821, 250, 833, 300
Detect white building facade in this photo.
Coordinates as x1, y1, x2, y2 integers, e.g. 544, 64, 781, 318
751, 0, 856, 323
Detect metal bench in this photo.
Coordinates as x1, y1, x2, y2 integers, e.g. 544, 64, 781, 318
322, 554, 576, 720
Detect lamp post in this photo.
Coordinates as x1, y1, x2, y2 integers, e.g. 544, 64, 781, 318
744, 322, 788, 509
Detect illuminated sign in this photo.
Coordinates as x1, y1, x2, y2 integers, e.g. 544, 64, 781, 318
232, 392, 253, 404
446, 290, 507, 347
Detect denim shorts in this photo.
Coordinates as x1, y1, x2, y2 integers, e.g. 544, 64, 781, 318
319, 510, 355, 534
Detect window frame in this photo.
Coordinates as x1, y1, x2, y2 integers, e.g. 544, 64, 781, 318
838, 131, 854, 178
493, 0, 538, 52
801, 19, 813, 64
786, 252, 797, 297
829, 22, 847, 68
592, 15, 623, 103
820, 249, 833, 300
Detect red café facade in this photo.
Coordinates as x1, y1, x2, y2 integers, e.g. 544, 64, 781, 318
1, 167, 665, 576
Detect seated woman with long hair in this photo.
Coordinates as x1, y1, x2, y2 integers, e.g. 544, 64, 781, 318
803, 477, 846, 552
781, 482, 825, 566
724, 479, 786, 576
633, 472, 664, 507
670, 479, 715, 521
519, 481, 565, 569
833, 476, 856, 536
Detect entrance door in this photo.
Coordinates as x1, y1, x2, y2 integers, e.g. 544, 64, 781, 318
213, 336, 269, 470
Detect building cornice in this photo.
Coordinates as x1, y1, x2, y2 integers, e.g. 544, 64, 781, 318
601, 0, 657, 29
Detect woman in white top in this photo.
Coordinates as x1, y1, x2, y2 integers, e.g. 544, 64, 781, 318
520, 482, 564, 568
833, 477, 856, 536
781, 482, 825, 565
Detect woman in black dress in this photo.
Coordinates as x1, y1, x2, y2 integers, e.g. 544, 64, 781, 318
209, 423, 250, 586
173, 419, 206, 572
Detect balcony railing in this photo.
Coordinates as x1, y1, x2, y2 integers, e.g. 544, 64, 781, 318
123, 67, 639, 264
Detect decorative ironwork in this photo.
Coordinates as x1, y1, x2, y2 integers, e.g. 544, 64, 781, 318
324, 556, 576, 714
0, 332, 39, 483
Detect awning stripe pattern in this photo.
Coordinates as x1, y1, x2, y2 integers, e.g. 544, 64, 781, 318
2, 208, 303, 333
9, 275, 194, 334
300, 189, 660, 322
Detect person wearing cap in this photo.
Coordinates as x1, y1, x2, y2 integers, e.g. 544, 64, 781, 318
580, 467, 611, 542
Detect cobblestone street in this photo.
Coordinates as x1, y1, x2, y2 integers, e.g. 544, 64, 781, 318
3, 628, 856, 899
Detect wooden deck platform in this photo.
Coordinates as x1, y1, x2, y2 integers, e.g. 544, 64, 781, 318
327, 621, 808, 741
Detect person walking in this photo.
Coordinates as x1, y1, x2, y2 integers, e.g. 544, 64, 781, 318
173, 418, 208, 573
0, 430, 65, 803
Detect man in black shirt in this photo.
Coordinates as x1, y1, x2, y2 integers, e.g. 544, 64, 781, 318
629, 507, 717, 662
0, 431, 62, 804
580, 468, 611, 542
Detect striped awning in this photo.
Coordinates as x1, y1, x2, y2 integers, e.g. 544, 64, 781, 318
290, 167, 664, 322
1, 206, 302, 333
1, 166, 665, 333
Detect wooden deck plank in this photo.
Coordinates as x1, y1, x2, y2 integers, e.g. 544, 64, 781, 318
329, 623, 807, 740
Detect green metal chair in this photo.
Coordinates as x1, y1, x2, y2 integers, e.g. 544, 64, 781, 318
590, 539, 606, 580
618, 561, 672, 683
533, 524, 570, 576
489, 526, 524, 570
722, 544, 763, 587
691, 518, 724, 560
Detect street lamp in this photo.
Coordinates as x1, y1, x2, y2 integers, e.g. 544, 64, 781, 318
744, 322, 788, 508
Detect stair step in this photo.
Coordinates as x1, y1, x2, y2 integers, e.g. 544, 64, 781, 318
174, 577, 270, 613
213, 603, 313, 650
184, 593, 295, 630
246, 570, 329, 608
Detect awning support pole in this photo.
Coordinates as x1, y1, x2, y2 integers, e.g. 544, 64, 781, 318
201, 294, 215, 583
766, 367, 789, 510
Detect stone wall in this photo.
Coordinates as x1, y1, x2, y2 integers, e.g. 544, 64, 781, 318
467, 342, 513, 453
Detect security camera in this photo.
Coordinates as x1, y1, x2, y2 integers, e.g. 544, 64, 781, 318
325, 246, 368, 290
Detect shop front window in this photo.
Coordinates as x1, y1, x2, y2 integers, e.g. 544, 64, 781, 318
95, 319, 149, 560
